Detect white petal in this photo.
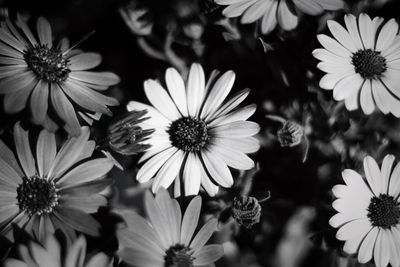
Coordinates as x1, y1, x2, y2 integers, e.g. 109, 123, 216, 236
187, 63, 205, 117
371, 80, 391, 115
241, 0, 269, 24
201, 70, 235, 120
260, 1, 277, 34
313, 48, 350, 64
319, 71, 354, 90
332, 74, 363, 101
389, 161, 400, 197
165, 68, 188, 116
374, 230, 390, 267
358, 13, 375, 49
183, 153, 201, 196
344, 89, 359, 111
376, 19, 399, 52
344, 14, 364, 50
380, 154, 395, 194
364, 156, 384, 195
293, 0, 323, 15
358, 227, 379, 264
327, 20, 357, 52
137, 147, 176, 183
144, 79, 181, 121
211, 144, 255, 170
277, 0, 298, 31
222, 0, 259, 18
152, 150, 185, 192
201, 150, 233, 188
336, 219, 371, 241
360, 80, 375, 115
317, 34, 352, 58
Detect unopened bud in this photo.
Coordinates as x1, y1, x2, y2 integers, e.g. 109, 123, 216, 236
119, 3, 153, 36
277, 120, 304, 147
107, 110, 154, 155
231, 196, 261, 229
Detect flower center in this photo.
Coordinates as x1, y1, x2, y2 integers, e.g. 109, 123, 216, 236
367, 194, 400, 229
351, 49, 387, 79
24, 45, 70, 83
16, 175, 59, 216
165, 244, 194, 267
168, 117, 209, 152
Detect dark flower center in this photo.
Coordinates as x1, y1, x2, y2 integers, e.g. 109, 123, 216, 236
352, 49, 387, 79
24, 44, 70, 83
367, 194, 400, 229
165, 244, 194, 267
16, 175, 59, 216
168, 117, 209, 152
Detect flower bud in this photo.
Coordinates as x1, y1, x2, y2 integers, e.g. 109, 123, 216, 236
107, 110, 154, 155
119, 2, 153, 36
231, 196, 261, 229
277, 120, 304, 147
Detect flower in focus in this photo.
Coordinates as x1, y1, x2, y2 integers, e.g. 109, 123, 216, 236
107, 110, 154, 155
116, 188, 224, 267
127, 63, 260, 196
0, 123, 114, 242
215, 0, 344, 34
313, 14, 400, 117
330, 155, 400, 267
231, 195, 262, 228
4, 234, 112, 267
119, 1, 153, 36
0, 15, 120, 136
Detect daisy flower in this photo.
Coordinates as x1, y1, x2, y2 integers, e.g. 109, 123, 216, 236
330, 155, 400, 267
0, 15, 120, 136
127, 63, 260, 197
5, 234, 112, 267
0, 122, 114, 242
215, 0, 344, 34
116, 188, 224, 267
313, 14, 400, 117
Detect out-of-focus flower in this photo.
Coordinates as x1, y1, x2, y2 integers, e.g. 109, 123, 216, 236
107, 110, 154, 155
116, 188, 224, 267
127, 63, 260, 196
0, 15, 119, 136
330, 155, 400, 267
119, 2, 153, 36
182, 22, 204, 41
215, 0, 344, 34
4, 234, 112, 267
313, 14, 400, 117
0, 123, 114, 242
231, 195, 262, 228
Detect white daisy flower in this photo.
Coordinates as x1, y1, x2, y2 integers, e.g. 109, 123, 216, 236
5, 234, 112, 267
330, 155, 400, 267
116, 188, 224, 267
215, 0, 344, 34
313, 14, 400, 117
127, 63, 260, 197
0, 15, 120, 136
